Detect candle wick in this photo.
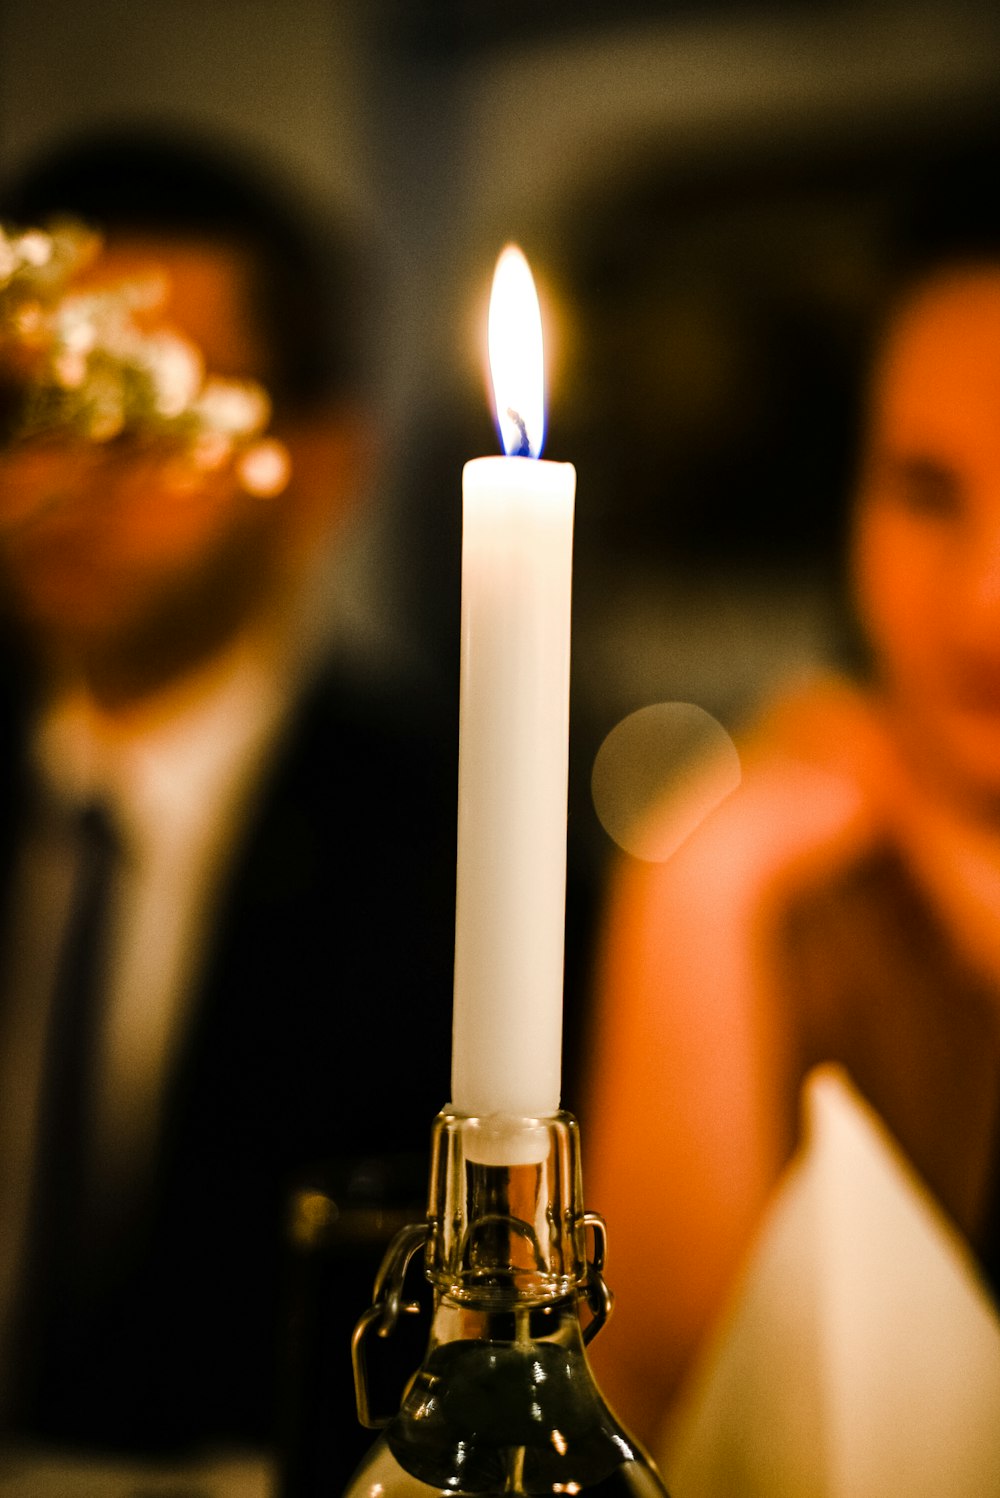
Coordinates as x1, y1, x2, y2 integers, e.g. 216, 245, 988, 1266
506, 406, 533, 459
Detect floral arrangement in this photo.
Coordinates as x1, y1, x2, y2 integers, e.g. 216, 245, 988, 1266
0, 218, 289, 496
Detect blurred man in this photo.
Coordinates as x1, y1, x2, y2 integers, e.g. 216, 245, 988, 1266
0, 130, 455, 1473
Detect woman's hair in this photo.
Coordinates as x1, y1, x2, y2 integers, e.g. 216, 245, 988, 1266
891, 132, 1000, 288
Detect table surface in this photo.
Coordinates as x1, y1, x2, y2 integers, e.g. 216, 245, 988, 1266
0, 1448, 273, 1498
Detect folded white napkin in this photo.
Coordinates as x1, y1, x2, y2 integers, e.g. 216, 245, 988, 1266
661, 1064, 1000, 1498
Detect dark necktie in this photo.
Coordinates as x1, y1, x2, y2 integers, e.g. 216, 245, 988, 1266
13, 798, 122, 1422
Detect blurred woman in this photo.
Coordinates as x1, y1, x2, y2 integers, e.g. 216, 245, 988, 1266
583, 151, 1000, 1451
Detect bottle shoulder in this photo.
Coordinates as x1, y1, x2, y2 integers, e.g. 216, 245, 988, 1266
345, 1338, 670, 1498
349, 1431, 668, 1498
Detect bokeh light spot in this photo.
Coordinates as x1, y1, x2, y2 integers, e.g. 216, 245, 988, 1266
591, 702, 741, 862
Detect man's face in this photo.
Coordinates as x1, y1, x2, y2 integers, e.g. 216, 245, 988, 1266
0, 236, 286, 683
853, 265, 1000, 813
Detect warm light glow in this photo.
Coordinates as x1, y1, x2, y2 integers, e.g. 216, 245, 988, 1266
488, 244, 545, 458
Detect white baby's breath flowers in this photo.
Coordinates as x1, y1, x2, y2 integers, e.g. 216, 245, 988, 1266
0, 217, 291, 496
194, 377, 270, 436
143, 331, 205, 420
191, 429, 234, 473
0, 225, 59, 287
16, 231, 53, 269
237, 438, 292, 498
0, 220, 99, 307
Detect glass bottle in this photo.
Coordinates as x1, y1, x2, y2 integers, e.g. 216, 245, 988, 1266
346, 1109, 670, 1498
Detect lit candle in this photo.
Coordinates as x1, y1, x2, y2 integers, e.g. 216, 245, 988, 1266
451, 245, 576, 1120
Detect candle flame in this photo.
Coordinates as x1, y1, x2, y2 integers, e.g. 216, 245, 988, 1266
488, 244, 545, 459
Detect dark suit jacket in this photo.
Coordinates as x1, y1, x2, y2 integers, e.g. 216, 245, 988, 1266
0, 645, 458, 1485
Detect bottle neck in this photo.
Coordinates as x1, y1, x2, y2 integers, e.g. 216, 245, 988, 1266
425, 1110, 589, 1308
349, 1110, 611, 1430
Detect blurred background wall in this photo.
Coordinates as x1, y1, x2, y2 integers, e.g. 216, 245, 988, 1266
3, 0, 1000, 864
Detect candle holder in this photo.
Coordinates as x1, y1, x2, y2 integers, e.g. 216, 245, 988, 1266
346, 1109, 669, 1498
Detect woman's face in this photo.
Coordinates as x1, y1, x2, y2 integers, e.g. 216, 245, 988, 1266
853, 265, 1000, 814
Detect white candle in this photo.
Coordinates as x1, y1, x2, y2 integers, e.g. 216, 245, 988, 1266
451, 245, 576, 1120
